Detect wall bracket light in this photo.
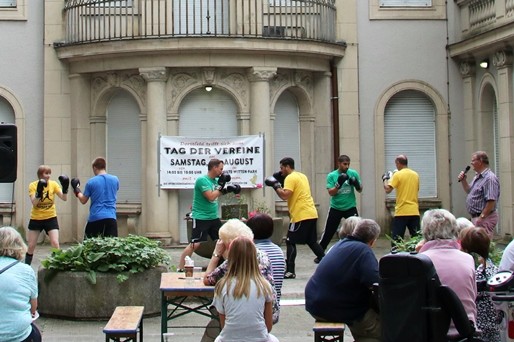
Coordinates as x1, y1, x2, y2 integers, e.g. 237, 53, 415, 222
479, 59, 489, 69
205, 85, 213, 92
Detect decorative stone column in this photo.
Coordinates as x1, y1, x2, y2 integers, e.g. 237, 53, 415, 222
459, 61, 476, 157
493, 50, 514, 237
313, 71, 333, 232
69, 73, 92, 241
248, 67, 277, 211
140, 67, 171, 244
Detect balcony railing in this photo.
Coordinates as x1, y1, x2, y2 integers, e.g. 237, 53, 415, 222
61, 0, 337, 45
456, 0, 514, 37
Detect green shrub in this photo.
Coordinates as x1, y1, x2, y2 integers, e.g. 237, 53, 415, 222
41, 235, 171, 284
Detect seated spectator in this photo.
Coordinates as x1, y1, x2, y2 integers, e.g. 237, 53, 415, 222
212, 237, 279, 342
416, 216, 474, 252
246, 213, 286, 302
305, 219, 381, 342
499, 238, 514, 272
460, 226, 501, 342
338, 216, 362, 239
419, 209, 477, 336
0, 226, 41, 342
456, 217, 474, 232
201, 219, 278, 342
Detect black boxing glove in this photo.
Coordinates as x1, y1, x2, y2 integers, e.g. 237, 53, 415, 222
71, 178, 81, 196
335, 173, 349, 189
265, 176, 282, 190
216, 172, 231, 191
58, 175, 70, 194
382, 171, 393, 182
35, 179, 47, 198
222, 184, 241, 195
349, 176, 362, 191
273, 171, 286, 188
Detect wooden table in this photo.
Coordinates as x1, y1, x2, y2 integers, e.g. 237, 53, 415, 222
160, 272, 215, 341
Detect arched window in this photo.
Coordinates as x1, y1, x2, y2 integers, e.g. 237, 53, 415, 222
274, 90, 301, 170
384, 90, 436, 198
106, 90, 142, 203
0, 97, 15, 202
178, 88, 238, 242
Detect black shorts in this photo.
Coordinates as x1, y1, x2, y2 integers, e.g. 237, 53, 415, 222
191, 218, 222, 243
287, 218, 318, 245
85, 218, 118, 239
28, 217, 59, 233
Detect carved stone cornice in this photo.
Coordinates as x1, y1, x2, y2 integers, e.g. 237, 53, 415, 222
91, 72, 146, 109
493, 50, 513, 68
248, 67, 277, 82
140, 67, 168, 82
459, 61, 475, 78
218, 71, 249, 111
167, 71, 201, 112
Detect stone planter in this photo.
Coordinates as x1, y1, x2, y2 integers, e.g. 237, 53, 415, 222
38, 265, 167, 320
187, 217, 284, 259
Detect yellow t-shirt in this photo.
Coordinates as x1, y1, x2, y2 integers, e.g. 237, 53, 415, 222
29, 180, 61, 220
284, 171, 318, 223
389, 167, 420, 216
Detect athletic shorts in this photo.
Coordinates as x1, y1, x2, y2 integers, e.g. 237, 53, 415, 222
287, 218, 318, 245
84, 218, 118, 239
28, 217, 59, 233
191, 218, 222, 243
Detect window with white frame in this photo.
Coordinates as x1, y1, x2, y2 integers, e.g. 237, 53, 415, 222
0, 97, 15, 203
177, 87, 238, 243
371, 0, 444, 20
274, 90, 301, 171
384, 90, 436, 198
0, 0, 25, 20
106, 90, 142, 203
380, 0, 432, 7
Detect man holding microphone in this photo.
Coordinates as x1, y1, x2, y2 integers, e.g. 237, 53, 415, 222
458, 151, 500, 236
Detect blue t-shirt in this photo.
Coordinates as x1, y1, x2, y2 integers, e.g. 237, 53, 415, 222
305, 237, 379, 323
83, 173, 119, 222
0, 256, 37, 342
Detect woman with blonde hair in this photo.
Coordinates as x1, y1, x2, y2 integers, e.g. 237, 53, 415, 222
212, 237, 279, 342
0, 226, 41, 341
26, 165, 69, 264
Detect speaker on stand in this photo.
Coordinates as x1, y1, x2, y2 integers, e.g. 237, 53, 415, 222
0, 123, 17, 183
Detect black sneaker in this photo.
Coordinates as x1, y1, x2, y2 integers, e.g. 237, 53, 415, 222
284, 272, 296, 279
314, 257, 321, 264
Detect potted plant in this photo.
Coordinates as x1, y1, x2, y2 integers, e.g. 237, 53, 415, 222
38, 235, 171, 319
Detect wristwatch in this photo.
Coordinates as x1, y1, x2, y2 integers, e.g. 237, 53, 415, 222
480, 214, 485, 219
212, 252, 220, 258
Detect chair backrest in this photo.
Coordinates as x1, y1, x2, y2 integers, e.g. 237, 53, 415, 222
378, 252, 448, 342
436, 285, 476, 340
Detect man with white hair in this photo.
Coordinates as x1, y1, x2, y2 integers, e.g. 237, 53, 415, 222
305, 219, 381, 342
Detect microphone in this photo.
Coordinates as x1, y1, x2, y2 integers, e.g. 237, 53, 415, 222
458, 166, 471, 182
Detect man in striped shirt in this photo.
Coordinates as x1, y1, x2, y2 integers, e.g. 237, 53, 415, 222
458, 151, 500, 236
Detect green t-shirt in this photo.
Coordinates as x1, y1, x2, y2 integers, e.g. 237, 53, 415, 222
326, 168, 361, 211
191, 175, 219, 220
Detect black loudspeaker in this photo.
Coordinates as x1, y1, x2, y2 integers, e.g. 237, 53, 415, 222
0, 124, 17, 183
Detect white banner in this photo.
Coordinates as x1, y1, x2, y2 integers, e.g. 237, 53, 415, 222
160, 135, 264, 189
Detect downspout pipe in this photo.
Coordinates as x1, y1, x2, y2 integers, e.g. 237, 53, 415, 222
330, 59, 340, 169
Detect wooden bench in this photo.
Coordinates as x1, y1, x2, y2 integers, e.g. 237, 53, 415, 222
103, 306, 144, 342
313, 321, 345, 342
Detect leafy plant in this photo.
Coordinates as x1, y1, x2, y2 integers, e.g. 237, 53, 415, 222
387, 234, 423, 253
41, 235, 171, 284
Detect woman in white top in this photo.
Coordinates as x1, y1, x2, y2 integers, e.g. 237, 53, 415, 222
212, 236, 279, 342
